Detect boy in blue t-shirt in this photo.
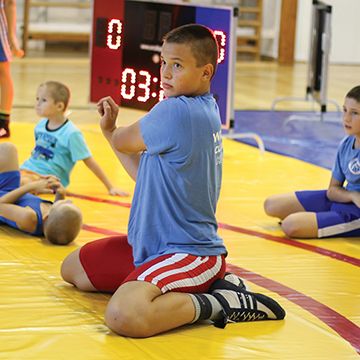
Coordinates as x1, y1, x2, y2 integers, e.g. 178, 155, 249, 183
61, 24, 285, 337
20, 81, 129, 196
264, 86, 360, 239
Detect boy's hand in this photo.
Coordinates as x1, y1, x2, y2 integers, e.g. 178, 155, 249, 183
30, 177, 61, 195
97, 96, 119, 134
53, 182, 66, 200
109, 186, 130, 197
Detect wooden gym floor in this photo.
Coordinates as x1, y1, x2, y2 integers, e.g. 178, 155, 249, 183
0, 50, 359, 359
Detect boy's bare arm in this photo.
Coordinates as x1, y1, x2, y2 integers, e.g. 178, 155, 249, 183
4, 0, 24, 57
327, 176, 360, 208
97, 97, 144, 181
0, 177, 59, 233
82, 156, 130, 196
0, 203, 37, 233
0, 178, 57, 205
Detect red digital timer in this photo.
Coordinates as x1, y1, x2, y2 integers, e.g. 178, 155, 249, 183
90, 0, 236, 128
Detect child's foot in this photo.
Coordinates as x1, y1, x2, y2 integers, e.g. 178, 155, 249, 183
210, 278, 285, 328
0, 120, 10, 138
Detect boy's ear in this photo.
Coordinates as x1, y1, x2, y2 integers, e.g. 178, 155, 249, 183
202, 63, 214, 81
56, 102, 65, 112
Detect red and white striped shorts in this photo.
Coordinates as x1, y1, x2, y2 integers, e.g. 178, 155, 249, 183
79, 235, 226, 294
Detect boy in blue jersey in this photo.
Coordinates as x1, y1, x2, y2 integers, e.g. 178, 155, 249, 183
19, 81, 129, 196
0, 142, 82, 244
264, 86, 360, 238
61, 24, 285, 337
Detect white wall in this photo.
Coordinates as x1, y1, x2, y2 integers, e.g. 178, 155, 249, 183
261, 0, 281, 58
295, 0, 360, 64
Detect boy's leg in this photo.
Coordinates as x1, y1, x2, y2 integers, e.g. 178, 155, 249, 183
20, 170, 42, 187
281, 212, 318, 238
279, 190, 332, 238
62, 238, 285, 337
264, 192, 305, 220
104, 254, 285, 338
0, 62, 13, 138
61, 248, 98, 292
0, 142, 19, 173
61, 235, 135, 292
105, 280, 195, 337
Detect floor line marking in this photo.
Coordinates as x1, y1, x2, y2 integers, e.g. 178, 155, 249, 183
219, 222, 360, 267
66, 191, 131, 208
226, 263, 360, 356
71, 188, 360, 267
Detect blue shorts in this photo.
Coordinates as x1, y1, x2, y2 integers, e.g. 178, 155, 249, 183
0, 8, 11, 63
0, 170, 20, 192
0, 38, 9, 62
296, 190, 360, 237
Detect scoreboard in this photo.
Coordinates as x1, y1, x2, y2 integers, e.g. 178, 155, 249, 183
90, 0, 236, 128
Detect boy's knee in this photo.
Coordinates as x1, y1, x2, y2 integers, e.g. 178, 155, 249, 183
105, 302, 153, 338
0, 142, 17, 155
264, 196, 276, 216
281, 215, 299, 237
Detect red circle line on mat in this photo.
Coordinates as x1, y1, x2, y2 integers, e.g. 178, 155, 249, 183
218, 222, 360, 267
69, 188, 360, 268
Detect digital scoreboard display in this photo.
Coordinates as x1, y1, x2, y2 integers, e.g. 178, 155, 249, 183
90, 0, 236, 128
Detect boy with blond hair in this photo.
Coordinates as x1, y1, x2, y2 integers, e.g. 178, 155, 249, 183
61, 24, 285, 337
20, 81, 129, 196
0, 142, 82, 245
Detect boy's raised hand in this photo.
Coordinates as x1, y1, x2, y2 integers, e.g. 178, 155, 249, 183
30, 176, 62, 195
97, 96, 119, 134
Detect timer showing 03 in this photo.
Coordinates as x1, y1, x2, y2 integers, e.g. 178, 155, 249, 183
121, 68, 165, 103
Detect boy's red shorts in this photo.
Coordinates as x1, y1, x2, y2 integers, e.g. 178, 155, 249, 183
79, 235, 226, 294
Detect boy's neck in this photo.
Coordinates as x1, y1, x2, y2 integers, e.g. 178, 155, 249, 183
47, 113, 67, 130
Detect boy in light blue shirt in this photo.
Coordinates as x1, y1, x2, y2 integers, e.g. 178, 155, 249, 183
20, 81, 129, 196
62, 24, 285, 337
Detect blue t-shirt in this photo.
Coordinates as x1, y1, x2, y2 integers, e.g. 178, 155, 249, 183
20, 118, 92, 187
332, 135, 360, 191
128, 94, 227, 267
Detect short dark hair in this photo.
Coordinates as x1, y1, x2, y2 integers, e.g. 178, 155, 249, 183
163, 24, 218, 79
346, 86, 360, 103
40, 81, 71, 111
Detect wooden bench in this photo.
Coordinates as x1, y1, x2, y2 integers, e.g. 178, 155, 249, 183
22, 0, 92, 55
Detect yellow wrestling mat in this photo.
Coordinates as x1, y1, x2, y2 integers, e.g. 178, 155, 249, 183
1, 119, 359, 359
